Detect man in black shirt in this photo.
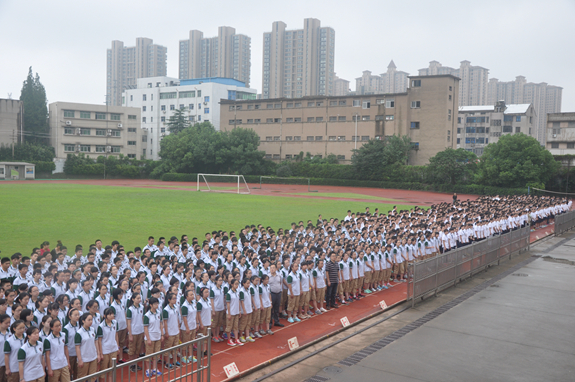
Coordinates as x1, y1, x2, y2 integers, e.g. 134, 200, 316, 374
325, 252, 340, 309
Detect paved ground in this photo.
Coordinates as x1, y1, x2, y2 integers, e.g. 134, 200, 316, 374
304, 232, 575, 382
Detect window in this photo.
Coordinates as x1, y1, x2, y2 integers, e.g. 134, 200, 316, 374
385, 115, 394, 121
161, 105, 166, 111
142, 117, 146, 123
551, 143, 559, 149
362, 116, 370, 121
128, 115, 136, 120
285, 154, 293, 159
64, 128, 73, 135
449, 86, 453, 91
466, 126, 475, 133
179, 104, 184, 110
286, 103, 294, 108
142, 94, 147, 101
515, 126, 521, 133
286, 136, 293, 141
376, 99, 385, 105
111, 114, 121, 121
449, 95, 452, 101
375, 115, 384, 121
492, 119, 501, 126
316, 117, 323, 122
411, 101, 421, 108
275, 103, 281, 109
142, 135, 147, 142
204, 96, 209, 102
197, 90, 201, 97
338, 136, 346, 141
339, 100, 346, 106
353, 100, 361, 107
516, 116, 521, 122
329, 136, 336, 141
362, 101, 370, 109
307, 117, 314, 122
229, 119, 235, 125
504, 115, 513, 122
266, 118, 274, 123
161, 116, 165, 122
128, 141, 136, 146
361, 136, 370, 141
352, 136, 359, 142
465, 137, 476, 144
255, 119, 261, 123
411, 80, 421, 87
180, 91, 195, 98
142, 106, 146, 112
170, 105, 175, 110
111, 130, 120, 137
265, 154, 272, 159
111, 146, 120, 153
64, 144, 75, 152
352, 115, 359, 122
329, 101, 338, 106
267, 104, 274, 109
294, 102, 302, 108
96, 146, 106, 153
337, 155, 345, 160
503, 126, 513, 133
552, 128, 561, 135
128, 128, 136, 133
567, 143, 575, 149
80, 145, 90, 152
307, 136, 314, 141
293, 136, 301, 141
315, 136, 323, 141
273, 154, 280, 160
64, 110, 75, 118
466, 117, 486, 123
476, 127, 485, 134
385, 99, 395, 108
127, 154, 136, 159
411, 142, 419, 149
476, 137, 485, 144
410, 122, 420, 129
204, 108, 209, 114
316, 102, 323, 107
329, 116, 337, 122
80, 111, 90, 119
80, 128, 90, 135
457, 138, 460, 144
338, 116, 346, 122
161, 127, 166, 133
160, 92, 176, 100
96, 129, 105, 136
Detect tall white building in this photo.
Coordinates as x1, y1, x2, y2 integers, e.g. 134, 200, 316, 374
123, 77, 257, 160
355, 61, 408, 95
106, 38, 168, 106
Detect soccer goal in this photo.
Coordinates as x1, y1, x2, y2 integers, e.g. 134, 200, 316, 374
253, 176, 318, 192
197, 174, 251, 194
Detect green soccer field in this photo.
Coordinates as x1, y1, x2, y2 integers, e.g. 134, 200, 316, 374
0, 183, 417, 256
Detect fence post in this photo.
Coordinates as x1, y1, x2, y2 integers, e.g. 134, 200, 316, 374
207, 327, 212, 382
111, 358, 117, 382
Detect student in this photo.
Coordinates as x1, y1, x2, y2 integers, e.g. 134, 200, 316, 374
38, 316, 52, 343
286, 263, 301, 322
258, 275, 273, 336
238, 278, 254, 343
75, 313, 100, 379
224, 279, 242, 347
109, 289, 127, 362
196, 287, 212, 356
4, 320, 26, 382
62, 309, 80, 380
0, 314, 10, 381
95, 284, 110, 316
96, 308, 119, 382
179, 290, 197, 364
161, 293, 180, 369
126, 294, 144, 373
143, 298, 163, 377
17, 327, 45, 382
209, 276, 225, 343
313, 260, 327, 312
85, 301, 101, 332
44, 319, 70, 382
249, 276, 262, 337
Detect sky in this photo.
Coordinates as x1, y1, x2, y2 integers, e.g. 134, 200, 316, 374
1, 0, 574, 111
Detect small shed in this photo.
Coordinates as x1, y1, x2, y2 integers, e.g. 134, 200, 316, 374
0, 162, 35, 180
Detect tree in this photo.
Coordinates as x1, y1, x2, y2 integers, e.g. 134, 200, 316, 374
428, 148, 478, 185
351, 135, 412, 180
477, 133, 559, 188
165, 107, 190, 135
20, 67, 49, 145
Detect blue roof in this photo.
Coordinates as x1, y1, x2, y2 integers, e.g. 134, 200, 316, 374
180, 77, 246, 87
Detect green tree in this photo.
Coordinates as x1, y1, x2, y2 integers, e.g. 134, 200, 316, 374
428, 148, 478, 185
166, 107, 190, 135
477, 133, 559, 188
20, 67, 49, 145
351, 135, 412, 179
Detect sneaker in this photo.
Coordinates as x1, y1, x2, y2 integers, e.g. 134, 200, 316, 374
130, 365, 142, 372
287, 317, 294, 323
235, 339, 244, 346
227, 339, 237, 347
221, 333, 228, 340
315, 309, 322, 315
155, 370, 163, 376
212, 337, 221, 343
181, 356, 189, 364
307, 310, 314, 316
191, 357, 198, 363
259, 330, 267, 335
294, 316, 301, 322
165, 363, 173, 369
145, 370, 153, 378
175, 362, 181, 367
267, 329, 274, 335
246, 336, 256, 342
253, 332, 262, 338
239, 336, 246, 343
320, 308, 327, 312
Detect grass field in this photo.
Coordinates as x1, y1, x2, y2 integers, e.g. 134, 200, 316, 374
0, 183, 416, 255
287, 192, 400, 201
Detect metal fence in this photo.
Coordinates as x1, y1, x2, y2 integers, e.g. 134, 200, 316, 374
554, 210, 575, 236
407, 225, 531, 305
70, 329, 211, 382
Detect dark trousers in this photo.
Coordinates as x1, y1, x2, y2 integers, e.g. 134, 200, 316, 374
326, 282, 338, 307
271, 292, 281, 323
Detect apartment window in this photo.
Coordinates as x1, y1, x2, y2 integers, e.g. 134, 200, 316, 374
111, 114, 121, 121
179, 104, 184, 110
516, 116, 521, 122
551, 143, 559, 149
476, 127, 485, 134
273, 136, 280, 141
142, 94, 147, 101
161, 105, 166, 111
204, 96, 209, 102
64, 144, 75, 152
361, 136, 370, 141
197, 90, 201, 97
294, 102, 302, 108
353, 100, 361, 107
476, 137, 485, 144
96, 146, 106, 153
385, 99, 395, 108
315, 136, 323, 141
457, 138, 461, 144
286, 136, 293, 141
170, 105, 175, 110
467, 117, 486, 123
504, 115, 513, 122
285, 154, 293, 159
307, 102, 315, 107
316, 102, 323, 107
161, 116, 165, 122
338, 116, 346, 122
503, 126, 513, 133
316, 117, 323, 122
284, 118, 293, 123
411, 80, 421, 87
307, 136, 314, 141
245, 119, 253, 124
362, 101, 370, 109
352, 115, 359, 122
411, 122, 420, 129
265, 154, 272, 159
362, 116, 370, 121
80, 145, 90, 152
266, 118, 274, 123
307, 117, 314, 122
385, 115, 394, 121
128, 115, 136, 120
80, 111, 90, 119
142, 117, 146, 123
128, 128, 136, 133
449, 95, 452, 100
337, 155, 345, 160
267, 104, 273, 109
376, 99, 385, 105
286, 103, 294, 108
466, 138, 476, 144
329, 101, 338, 106
449, 86, 453, 91
142, 106, 147, 112
80, 128, 90, 135
274, 103, 281, 109
466, 126, 476, 133
254, 119, 261, 123
492, 119, 502, 126
229, 119, 235, 125
111, 130, 120, 137
160, 127, 166, 133
552, 128, 561, 135
96, 129, 105, 136
64, 110, 74, 118
338, 136, 346, 141
130, 95, 133, 101
339, 100, 346, 106
128, 141, 136, 146
411, 101, 421, 108
293, 136, 301, 141
329, 116, 337, 122
457, 128, 462, 134
352, 136, 359, 142
273, 154, 280, 160
515, 126, 521, 133
142, 135, 147, 142
567, 143, 575, 149
111, 146, 120, 153
204, 108, 209, 114
329, 136, 336, 141
375, 115, 384, 121
64, 128, 73, 135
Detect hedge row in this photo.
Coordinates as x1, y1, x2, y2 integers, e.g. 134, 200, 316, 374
161, 173, 528, 196
30, 161, 55, 173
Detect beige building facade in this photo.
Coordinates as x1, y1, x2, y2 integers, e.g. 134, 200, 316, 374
0, 99, 23, 147
222, 75, 459, 166
49, 102, 146, 165
333, 75, 350, 96
546, 112, 575, 159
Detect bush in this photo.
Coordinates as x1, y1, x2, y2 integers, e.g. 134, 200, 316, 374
276, 165, 292, 178
31, 161, 55, 173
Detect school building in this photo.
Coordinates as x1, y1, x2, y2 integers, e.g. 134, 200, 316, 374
220, 75, 460, 166
546, 112, 575, 164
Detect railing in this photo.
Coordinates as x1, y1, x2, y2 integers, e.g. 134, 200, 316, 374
71, 329, 211, 382
554, 210, 575, 236
407, 225, 531, 305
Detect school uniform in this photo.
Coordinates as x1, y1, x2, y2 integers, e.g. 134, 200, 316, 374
196, 298, 212, 336
74, 326, 97, 379
126, 304, 144, 356
143, 309, 162, 354
162, 304, 180, 351
225, 290, 241, 334
44, 331, 70, 382
238, 287, 253, 333
180, 300, 197, 343
210, 286, 226, 329
259, 284, 272, 325
17, 340, 44, 382
97, 320, 119, 370
4, 334, 25, 382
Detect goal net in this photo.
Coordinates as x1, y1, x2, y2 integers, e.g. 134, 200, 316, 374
253, 176, 318, 192
197, 174, 250, 194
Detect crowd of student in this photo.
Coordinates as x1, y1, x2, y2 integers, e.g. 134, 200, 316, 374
0, 195, 570, 382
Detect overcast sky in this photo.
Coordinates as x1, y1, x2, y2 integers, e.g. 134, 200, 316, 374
1, 0, 574, 111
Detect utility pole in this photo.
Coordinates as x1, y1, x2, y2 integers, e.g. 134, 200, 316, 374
12, 130, 15, 158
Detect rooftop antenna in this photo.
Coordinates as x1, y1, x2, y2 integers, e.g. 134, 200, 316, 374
7, 93, 12, 99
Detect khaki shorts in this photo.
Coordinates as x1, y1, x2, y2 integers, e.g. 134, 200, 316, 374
364, 271, 372, 283
252, 309, 261, 327
6, 373, 18, 382
101, 351, 117, 369
316, 287, 326, 303
68, 356, 78, 380
181, 329, 197, 343
117, 328, 127, 350
310, 288, 317, 302
261, 307, 271, 324
225, 314, 239, 333
129, 333, 144, 356
164, 334, 179, 353
27, 378, 45, 382
198, 326, 208, 336
281, 290, 288, 310
337, 282, 343, 295
299, 291, 310, 307
78, 359, 97, 379
145, 339, 161, 355
48, 366, 70, 382
287, 294, 300, 312
212, 310, 225, 328
239, 312, 252, 331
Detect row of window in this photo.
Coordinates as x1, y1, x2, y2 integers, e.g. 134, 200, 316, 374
550, 143, 575, 149
63, 128, 128, 136
229, 115, 395, 125
63, 144, 131, 153
228, 98, 396, 111
265, 154, 348, 160
264, 136, 371, 142
63, 110, 127, 120
459, 126, 522, 134
136, 91, 204, 102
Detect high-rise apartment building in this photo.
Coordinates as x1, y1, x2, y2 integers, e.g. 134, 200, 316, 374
488, 77, 562, 144
262, 18, 335, 99
178, 27, 251, 87
418, 60, 488, 106
106, 38, 167, 106
333, 75, 350, 96
356, 61, 408, 95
